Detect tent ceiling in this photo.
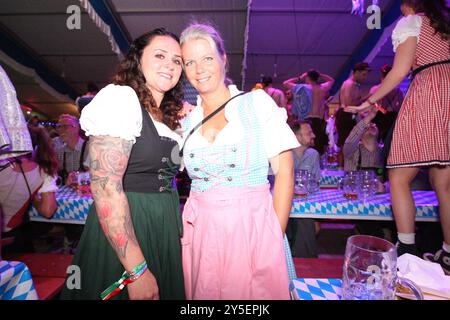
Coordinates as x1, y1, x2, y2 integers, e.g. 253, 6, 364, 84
109, 0, 248, 88
0, 0, 120, 119
0, 0, 400, 119
245, 0, 397, 90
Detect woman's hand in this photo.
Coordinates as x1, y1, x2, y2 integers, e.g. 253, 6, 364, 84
127, 269, 160, 300
360, 105, 380, 124
66, 171, 78, 186
344, 100, 373, 114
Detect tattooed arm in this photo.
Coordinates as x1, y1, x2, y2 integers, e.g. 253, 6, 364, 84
89, 135, 159, 300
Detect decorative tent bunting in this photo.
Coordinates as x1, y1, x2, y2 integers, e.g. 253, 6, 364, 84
78, 0, 123, 57
0, 65, 33, 163
241, 0, 253, 91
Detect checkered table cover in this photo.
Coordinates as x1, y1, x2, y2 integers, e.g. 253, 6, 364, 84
29, 186, 93, 224
0, 261, 38, 300
291, 278, 342, 300
320, 170, 344, 187
284, 235, 297, 282
291, 189, 438, 221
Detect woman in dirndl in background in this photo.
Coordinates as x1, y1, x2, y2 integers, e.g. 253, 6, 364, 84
346, 0, 450, 275
61, 28, 186, 299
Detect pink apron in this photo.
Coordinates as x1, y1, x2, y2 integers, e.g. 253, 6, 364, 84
181, 184, 290, 300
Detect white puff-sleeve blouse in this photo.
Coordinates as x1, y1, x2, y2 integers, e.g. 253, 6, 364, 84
80, 84, 143, 144
251, 89, 300, 159
183, 85, 299, 159
392, 14, 422, 52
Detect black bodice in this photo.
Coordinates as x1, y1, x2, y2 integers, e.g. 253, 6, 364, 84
123, 107, 180, 193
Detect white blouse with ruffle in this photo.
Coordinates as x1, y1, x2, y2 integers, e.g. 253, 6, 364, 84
183, 85, 299, 159
80, 84, 182, 146
392, 14, 422, 52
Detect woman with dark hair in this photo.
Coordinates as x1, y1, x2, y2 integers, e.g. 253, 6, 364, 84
61, 28, 185, 299
1, 126, 59, 254
346, 0, 449, 274
28, 126, 59, 218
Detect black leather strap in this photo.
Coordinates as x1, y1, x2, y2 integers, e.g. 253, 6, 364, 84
412, 59, 450, 79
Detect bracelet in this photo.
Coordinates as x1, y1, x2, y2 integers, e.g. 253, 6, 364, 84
100, 261, 148, 300
127, 261, 148, 281
367, 98, 376, 105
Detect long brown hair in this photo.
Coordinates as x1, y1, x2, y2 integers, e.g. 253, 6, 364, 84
29, 126, 59, 177
113, 28, 184, 130
401, 0, 450, 40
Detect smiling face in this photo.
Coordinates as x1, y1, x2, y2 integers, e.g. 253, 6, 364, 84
140, 35, 182, 100
56, 116, 80, 144
181, 37, 227, 96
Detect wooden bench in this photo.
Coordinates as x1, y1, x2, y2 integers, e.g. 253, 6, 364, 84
294, 258, 344, 279
3, 253, 73, 300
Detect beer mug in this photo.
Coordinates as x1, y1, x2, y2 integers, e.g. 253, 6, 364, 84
359, 170, 378, 200
341, 171, 360, 200
294, 170, 309, 198
342, 235, 423, 300
306, 172, 319, 195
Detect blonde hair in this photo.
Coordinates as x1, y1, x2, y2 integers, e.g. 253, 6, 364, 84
180, 23, 232, 84
180, 23, 226, 56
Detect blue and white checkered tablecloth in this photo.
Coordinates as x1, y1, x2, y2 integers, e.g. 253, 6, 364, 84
0, 261, 38, 300
29, 186, 93, 224
320, 170, 344, 187
291, 189, 438, 221
291, 278, 342, 300
284, 235, 297, 282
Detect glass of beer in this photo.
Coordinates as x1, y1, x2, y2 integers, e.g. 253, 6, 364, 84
342, 171, 360, 200
294, 170, 309, 198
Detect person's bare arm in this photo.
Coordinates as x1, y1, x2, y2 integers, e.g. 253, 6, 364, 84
33, 192, 57, 218
89, 135, 159, 300
320, 73, 335, 92
283, 77, 298, 90
283, 73, 307, 90
269, 150, 294, 233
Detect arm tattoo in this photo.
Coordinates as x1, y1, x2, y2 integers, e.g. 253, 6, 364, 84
89, 136, 138, 259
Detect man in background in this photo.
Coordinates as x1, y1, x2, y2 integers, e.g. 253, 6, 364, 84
284, 70, 334, 155
287, 120, 321, 258
369, 64, 404, 142
75, 82, 99, 113
52, 114, 89, 185
335, 62, 372, 166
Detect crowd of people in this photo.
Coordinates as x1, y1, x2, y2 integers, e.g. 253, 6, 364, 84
0, 0, 448, 300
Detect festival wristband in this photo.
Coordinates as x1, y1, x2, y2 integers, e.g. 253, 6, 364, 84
100, 261, 148, 300
375, 103, 387, 114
